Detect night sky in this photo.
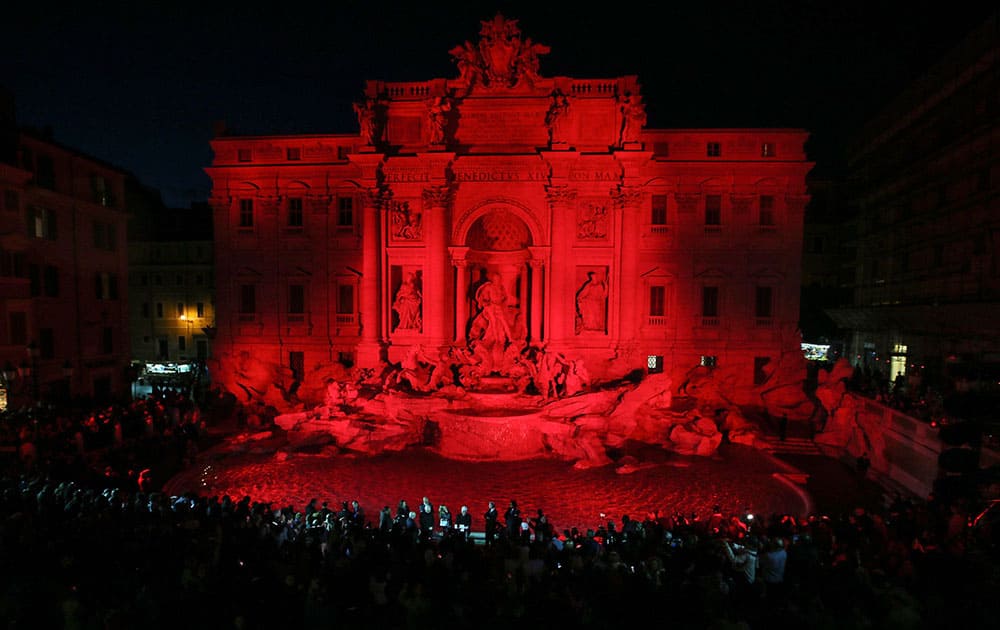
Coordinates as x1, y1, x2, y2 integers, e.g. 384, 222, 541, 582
3, 2, 994, 208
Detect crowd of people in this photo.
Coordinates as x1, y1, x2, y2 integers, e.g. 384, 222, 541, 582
1, 392, 998, 628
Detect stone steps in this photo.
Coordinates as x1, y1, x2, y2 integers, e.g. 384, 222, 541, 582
760, 435, 824, 456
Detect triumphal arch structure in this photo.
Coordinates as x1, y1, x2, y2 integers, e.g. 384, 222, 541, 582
207, 14, 813, 407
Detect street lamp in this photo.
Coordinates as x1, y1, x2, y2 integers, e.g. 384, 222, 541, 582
1, 361, 16, 411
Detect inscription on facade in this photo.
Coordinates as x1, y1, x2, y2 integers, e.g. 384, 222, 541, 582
459, 111, 545, 144
455, 169, 548, 182
385, 170, 431, 183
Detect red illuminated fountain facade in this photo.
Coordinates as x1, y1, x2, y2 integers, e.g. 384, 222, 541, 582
206, 15, 813, 465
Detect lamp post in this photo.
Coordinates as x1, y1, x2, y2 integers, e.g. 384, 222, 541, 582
1, 361, 16, 411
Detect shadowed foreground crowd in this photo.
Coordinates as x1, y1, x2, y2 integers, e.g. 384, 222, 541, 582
1, 394, 999, 629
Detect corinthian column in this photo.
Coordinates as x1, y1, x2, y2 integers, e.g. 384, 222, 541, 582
422, 185, 454, 348
356, 188, 383, 368
616, 186, 643, 342
545, 185, 577, 350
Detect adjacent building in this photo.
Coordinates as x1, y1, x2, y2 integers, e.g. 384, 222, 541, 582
0, 100, 131, 407
127, 200, 214, 395
206, 15, 813, 407
830, 12, 1000, 394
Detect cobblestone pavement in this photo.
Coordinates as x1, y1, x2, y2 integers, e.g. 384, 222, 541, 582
164, 441, 810, 533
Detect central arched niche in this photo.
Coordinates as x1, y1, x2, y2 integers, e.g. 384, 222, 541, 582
461, 206, 536, 377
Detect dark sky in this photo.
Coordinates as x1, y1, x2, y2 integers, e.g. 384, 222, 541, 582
3, 1, 994, 208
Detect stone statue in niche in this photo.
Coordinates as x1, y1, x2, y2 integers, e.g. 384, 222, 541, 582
576, 270, 608, 334
427, 95, 452, 145
545, 90, 570, 146
392, 272, 422, 331
619, 91, 647, 146
469, 272, 513, 372
577, 203, 608, 239
391, 201, 422, 240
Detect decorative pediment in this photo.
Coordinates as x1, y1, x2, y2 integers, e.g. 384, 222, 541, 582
694, 267, 730, 279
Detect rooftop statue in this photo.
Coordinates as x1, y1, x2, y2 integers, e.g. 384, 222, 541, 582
449, 13, 550, 90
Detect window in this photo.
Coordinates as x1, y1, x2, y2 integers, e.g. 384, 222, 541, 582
649, 285, 666, 317
95, 272, 119, 300
755, 286, 773, 318
651, 194, 667, 225
156, 303, 164, 318
337, 197, 354, 228
178, 335, 186, 352
754, 357, 771, 385
239, 284, 256, 314
140, 273, 148, 286
761, 142, 776, 157
3, 190, 19, 212
702, 286, 719, 317
154, 274, 163, 286
158, 338, 168, 359
92, 221, 118, 250
27, 206, 57, 239
39, 328, 55, 360
102, 327, 113, 354
289, 284, 305, 314
43, 265, 59, 297
288, 197, 303, 227
175, 274, 183, 286
8, 312, 27, 346
647, 355, 664, 373
238, 199, 254, 228
700, 355, 717, 367
759, 195, 775, 226
286, 147, 301, 161
176, 302, 185, 318
705, 195, 722, 225
195, 273, 204, 286
707, 142, 721, 157
337, 284, 354, 314
196, 302, 205, 318
91, 175, 112, 206
238, 148, 252, 162
289, 351, 304, 380
141, 303, 150, 318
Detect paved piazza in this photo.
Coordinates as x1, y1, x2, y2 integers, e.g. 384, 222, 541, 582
164, 441, 808, 533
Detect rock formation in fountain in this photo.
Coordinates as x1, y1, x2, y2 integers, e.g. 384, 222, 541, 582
216, 339, 813, 469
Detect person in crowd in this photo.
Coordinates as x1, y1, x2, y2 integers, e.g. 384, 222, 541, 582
438, 504, 452, 538
484, 500, 499, 546
505, 499, 522, 541
419, 496, 435, 541
455, 505, 472, 540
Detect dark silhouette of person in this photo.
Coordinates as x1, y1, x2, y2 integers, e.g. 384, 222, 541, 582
504, 500, 522, 541
484, 501, 499, 546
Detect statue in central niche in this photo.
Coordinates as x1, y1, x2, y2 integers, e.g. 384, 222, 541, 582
468, 272, 515, 374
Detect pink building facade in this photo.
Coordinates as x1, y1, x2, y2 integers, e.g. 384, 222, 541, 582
207, 15, 812, 407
